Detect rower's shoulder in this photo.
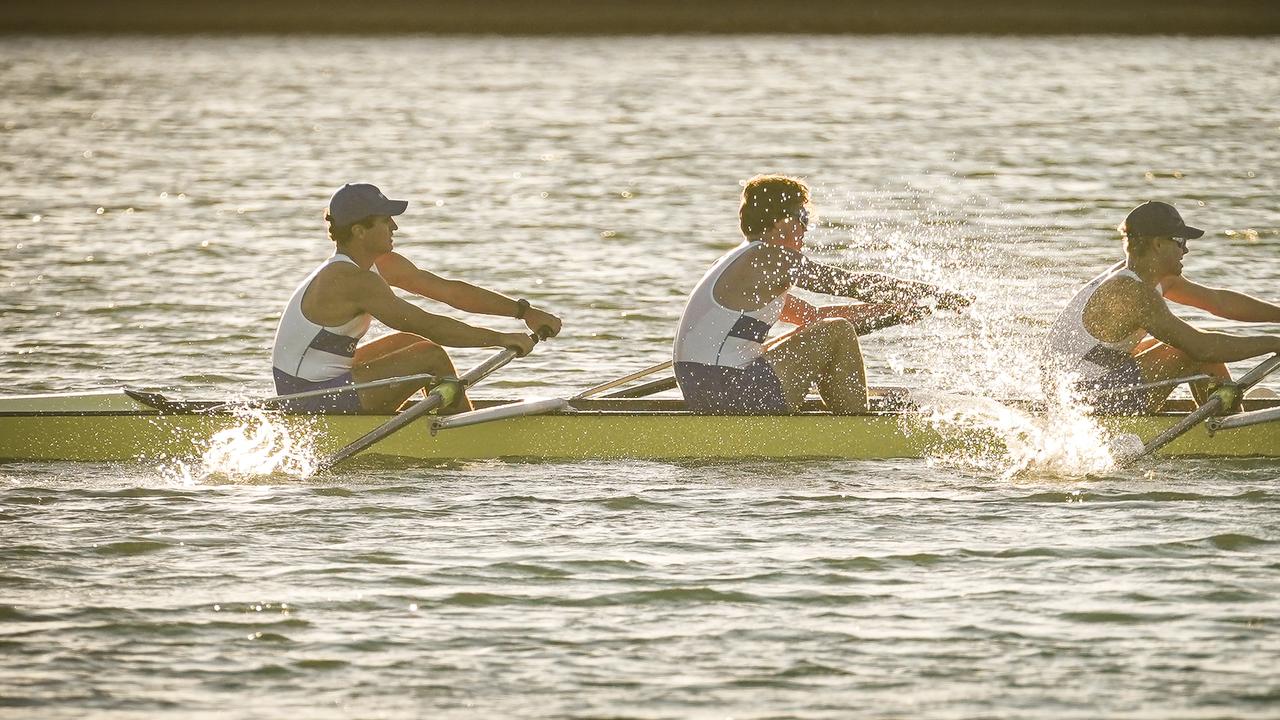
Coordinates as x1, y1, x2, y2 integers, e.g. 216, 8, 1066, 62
739, 242, 800, 269
1095, 271, 1159, 305
315, 259, 386, 291
373, 251, 415, 272
315, 260, 363, 279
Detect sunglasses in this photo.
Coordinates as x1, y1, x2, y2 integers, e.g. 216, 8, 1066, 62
1167, 236, 1189, 252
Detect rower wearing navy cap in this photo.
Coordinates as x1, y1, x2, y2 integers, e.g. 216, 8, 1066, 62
271, 182, 561, 413
1042, 201, 1280, 414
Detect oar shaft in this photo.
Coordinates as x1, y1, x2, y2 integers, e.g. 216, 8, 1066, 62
1233, 352, 1280, 387
205, 372, 441, 413
571, 360, 673, 401
601, 375, 677, 399
316, 389, 452, 470
1131, 353, 1280, 461
1136, 396, 1225, 458
430, 397, 569, 433
1208, 405, 1280, 433
314, 334, 544, 473
1085, 374, 1211, 398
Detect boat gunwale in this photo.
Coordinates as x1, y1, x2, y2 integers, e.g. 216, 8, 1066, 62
3, 396, 1279, 419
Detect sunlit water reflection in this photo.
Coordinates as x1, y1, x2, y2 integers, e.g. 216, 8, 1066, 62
2, 35, 1280, 719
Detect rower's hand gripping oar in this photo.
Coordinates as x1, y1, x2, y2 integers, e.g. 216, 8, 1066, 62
1116, 353, 1280, 465
313, 328, 551, 473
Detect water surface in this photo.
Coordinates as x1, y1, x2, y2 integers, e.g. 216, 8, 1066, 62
2, 35, 1279, 718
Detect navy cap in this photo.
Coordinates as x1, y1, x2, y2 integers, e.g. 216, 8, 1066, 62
327, 183, 408, 227
1121, 201, 1204, 240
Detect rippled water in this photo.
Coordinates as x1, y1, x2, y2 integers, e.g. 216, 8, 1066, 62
3, 35, 1280, 717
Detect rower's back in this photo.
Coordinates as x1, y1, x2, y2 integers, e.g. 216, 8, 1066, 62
673, 241, 786, 370
1041, 261, 1152, 395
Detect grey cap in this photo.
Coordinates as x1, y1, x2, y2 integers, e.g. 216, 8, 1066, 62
1121, 201, 1204, 239
327, 183, 408, 227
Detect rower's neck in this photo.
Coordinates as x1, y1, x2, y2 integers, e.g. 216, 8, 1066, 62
335, 245, 381, 271
1124, 254, 1164, 286
752, 235, 804, 253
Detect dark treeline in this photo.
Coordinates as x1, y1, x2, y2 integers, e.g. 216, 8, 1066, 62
3, 0, 1277, 35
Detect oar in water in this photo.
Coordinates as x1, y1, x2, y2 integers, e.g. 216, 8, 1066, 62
313, 330, 550, 473
1114, 353, 1280, 465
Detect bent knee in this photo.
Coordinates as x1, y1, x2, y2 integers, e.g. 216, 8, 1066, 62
382, 332, 428, 350
403, 341, 450, 370
815, 317, 859, 343
1148, 344, 1200, 367
818, 317, 856, 331
410, 340, 446, 357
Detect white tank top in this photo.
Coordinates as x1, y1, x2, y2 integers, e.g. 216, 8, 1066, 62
1042, 261, 1155, 384
673, 241, 787, 368
271, 255, 374, 382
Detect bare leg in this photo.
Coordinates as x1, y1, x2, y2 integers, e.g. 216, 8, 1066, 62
1133, 341, 1231, 411
352, 333, 472, 413
763, 318, 868, 413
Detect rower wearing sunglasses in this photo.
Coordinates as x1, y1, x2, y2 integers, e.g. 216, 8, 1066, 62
672, 174, 971, 415
1041, 201, 1280, 414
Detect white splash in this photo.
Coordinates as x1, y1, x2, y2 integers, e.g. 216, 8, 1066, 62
811, 181, 1137, 478
162, 409, 318, 484
911, 385, 1120, 479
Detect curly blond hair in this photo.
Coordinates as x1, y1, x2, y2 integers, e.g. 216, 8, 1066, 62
739, 174, 811, 238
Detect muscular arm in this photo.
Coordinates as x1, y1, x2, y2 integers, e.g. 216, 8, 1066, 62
1162, 275, 1280, 323
792, 256, 970, 309
791, 256, 913, 302
376, 252, 562, 335
1135, 282, 1280, 362
377, 252, 520, 315
346, 270, 511, 348
780, 293, 929, 334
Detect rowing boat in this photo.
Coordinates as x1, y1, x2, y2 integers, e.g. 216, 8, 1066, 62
3, 389, 1280, 462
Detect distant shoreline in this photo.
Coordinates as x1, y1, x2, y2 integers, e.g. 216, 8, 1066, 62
3, 0, 1278, 36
